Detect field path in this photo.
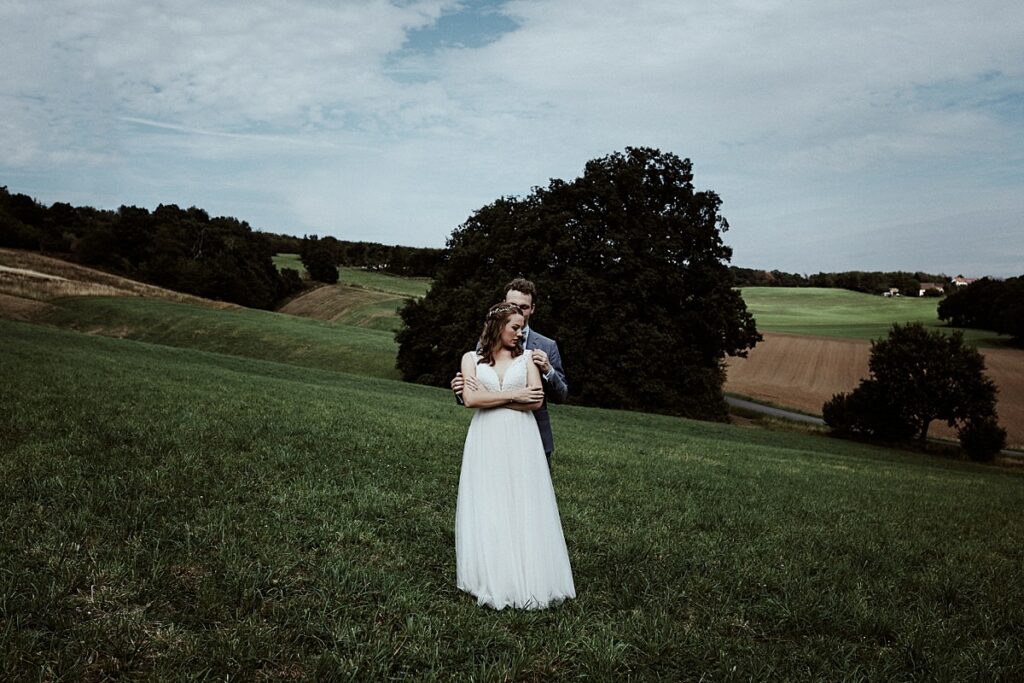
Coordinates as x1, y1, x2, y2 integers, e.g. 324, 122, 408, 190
725, 332, 1024, 448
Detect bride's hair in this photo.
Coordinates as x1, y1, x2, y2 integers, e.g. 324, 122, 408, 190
478, 302, 525, 366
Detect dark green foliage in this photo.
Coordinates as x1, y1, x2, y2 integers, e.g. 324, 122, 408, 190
958, 415, 1007, 462
0, 188, 287, 309
822, 386, 915, 441
262, 229, 445, 277
729, 266, 951, 295
0, 187, 47, 249
730, 267, 809, 287
300, 235, 340, 284
397, 147, 761, 420
809, 271, 947, 296
823, 323, 1002, 452
278, 267, 304, 298
939, 276, 1024, 346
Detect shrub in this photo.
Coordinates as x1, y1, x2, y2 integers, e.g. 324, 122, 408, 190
959, 415, 1007, 462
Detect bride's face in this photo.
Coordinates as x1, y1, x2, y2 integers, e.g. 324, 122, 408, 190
500, 313, 525, 350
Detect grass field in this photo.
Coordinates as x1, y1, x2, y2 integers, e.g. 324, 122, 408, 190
271, 252, 306, 276
272, 254, 429, 332
35, 296, 400, 380
272, 253, 431, 298
277, 285, 407, 333
3, 309, 1024, 679
741, 287, 1003, 345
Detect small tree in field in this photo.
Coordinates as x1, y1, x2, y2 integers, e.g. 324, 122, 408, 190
823, 323, 1002, 448
301, 236, 339, 284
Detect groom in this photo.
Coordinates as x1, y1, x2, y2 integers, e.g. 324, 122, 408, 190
452, 278, 569, 467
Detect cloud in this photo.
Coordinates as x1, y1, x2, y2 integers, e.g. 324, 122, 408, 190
1, 0, 1022, 275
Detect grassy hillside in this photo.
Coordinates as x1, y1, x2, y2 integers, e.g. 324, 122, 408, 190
278, 284, 408, 332
335, 266, 430, 298
272, 253, 429, 331
36, 296, 399, 380
741, 287, 1002, 344
2, 316, 1023, 679
272, 253, 430, 297
0, 247, 231, 310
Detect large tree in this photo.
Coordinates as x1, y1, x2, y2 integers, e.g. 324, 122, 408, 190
396, 147, 761, 420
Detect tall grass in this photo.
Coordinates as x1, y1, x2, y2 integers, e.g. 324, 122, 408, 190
2, 318, 1022, 679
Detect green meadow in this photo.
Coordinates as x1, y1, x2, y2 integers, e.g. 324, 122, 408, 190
271, 263, 1003, 346
2, 297, 1023, 679
272, 253, 431, 299
741, 287, 1002, 344
36, 296, 399, 380
271, 252, 307, 276
334, 267, 430, 299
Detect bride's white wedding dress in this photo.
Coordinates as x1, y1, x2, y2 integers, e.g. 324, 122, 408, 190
456, 352, 576, 610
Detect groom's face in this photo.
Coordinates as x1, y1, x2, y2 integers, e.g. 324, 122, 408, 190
505, 290, 534, 327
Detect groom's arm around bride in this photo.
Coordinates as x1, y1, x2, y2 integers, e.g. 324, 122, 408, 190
452, 278, 568, 463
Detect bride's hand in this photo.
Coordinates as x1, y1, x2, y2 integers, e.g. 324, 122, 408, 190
510, 386, 545, 404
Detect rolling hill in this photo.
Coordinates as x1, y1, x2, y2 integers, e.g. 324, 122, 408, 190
3, 314, 1022, 679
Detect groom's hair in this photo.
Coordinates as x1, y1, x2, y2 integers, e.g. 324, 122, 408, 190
504, 278, 537, 301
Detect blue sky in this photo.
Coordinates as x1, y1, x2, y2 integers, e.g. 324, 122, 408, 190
2, 0, 1022, 277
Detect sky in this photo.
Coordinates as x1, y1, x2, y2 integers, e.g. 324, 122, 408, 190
2, 0, 1022, 277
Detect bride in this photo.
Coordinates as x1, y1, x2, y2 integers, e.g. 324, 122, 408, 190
455, 301, 576, 610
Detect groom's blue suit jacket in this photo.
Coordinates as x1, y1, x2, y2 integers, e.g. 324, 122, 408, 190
523, 330, 569, 455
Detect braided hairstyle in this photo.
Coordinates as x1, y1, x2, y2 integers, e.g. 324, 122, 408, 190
477, 301, 525, 366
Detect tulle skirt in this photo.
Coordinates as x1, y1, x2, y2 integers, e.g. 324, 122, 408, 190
455, 407, 575, 610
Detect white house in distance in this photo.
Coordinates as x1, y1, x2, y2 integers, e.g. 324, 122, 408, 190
919, 282, 945, 296
952, 275, 978, 288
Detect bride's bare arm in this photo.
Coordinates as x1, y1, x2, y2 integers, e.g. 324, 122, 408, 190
460, 352, 544, 409
504, 352, 544, 412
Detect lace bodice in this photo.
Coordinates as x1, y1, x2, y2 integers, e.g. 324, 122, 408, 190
474, 352, 529, 392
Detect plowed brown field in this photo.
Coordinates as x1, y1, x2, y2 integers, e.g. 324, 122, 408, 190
725, 332, 1024, 448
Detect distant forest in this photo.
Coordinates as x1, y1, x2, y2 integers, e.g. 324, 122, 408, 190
0, 186, 998, 310
0, 187, 442, 309
729, 266, 952, 296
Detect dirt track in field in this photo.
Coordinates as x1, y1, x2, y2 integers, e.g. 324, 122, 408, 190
725, 332, 1024, 448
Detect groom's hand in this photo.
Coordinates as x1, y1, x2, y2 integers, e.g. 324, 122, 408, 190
531, 350, 551, 375
451, 372, 479, 396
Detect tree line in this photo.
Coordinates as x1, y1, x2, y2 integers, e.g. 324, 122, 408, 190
397, 147, 761, 421
730, 266, 951, 296
0, 186, 442, 307
938, 277, 1024, 345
